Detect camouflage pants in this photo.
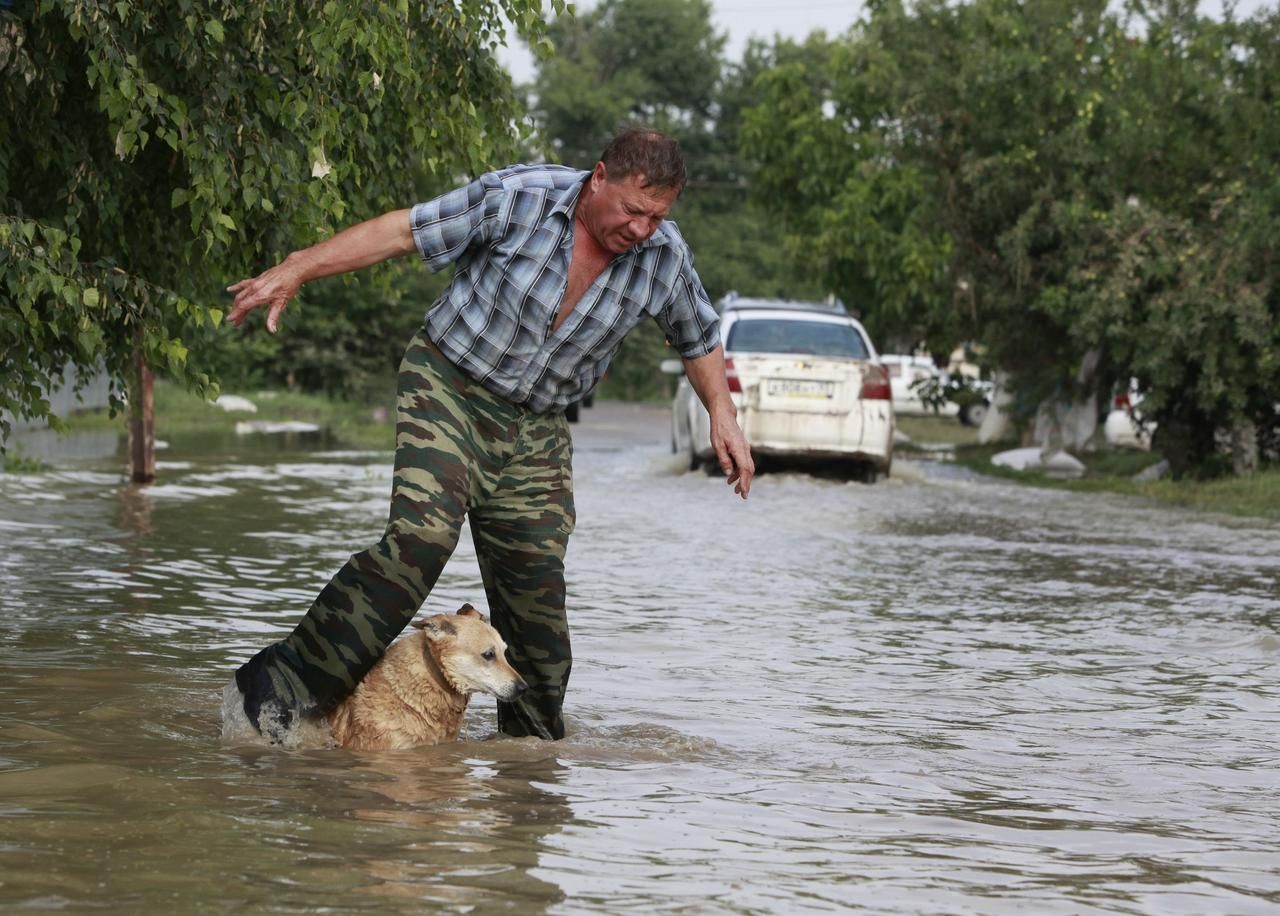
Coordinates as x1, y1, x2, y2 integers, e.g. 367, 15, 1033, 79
235, 330, 575, 740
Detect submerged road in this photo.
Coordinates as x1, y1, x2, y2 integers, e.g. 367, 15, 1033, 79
0, 401, 1277, 911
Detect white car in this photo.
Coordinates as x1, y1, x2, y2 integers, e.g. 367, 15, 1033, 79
881, 353, 994, 426
880, 354, 960, 418
663, 296, 894, 482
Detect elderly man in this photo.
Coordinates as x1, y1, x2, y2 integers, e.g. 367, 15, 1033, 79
227, 127, 752, 742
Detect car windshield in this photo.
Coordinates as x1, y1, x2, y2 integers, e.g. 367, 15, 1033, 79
726, 319, 870, 359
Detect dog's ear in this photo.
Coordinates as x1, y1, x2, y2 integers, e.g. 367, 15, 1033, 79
455, 603, 485, 621
411, 614, 456, 640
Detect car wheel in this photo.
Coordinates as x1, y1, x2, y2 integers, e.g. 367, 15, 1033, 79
852, 463, 879, 484
686, 421, 701, 472
565, 401, 580, 423
960, 400, 989, 427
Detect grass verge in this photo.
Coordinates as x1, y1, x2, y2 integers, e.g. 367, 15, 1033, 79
2, 447, 49, 474
948, 441, 1280, 522
897, 414, 1278, 521
65, 382, 397, 451
895, 414, 982, 449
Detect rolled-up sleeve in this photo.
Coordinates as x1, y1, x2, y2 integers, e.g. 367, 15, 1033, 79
409, 172, 504, 272
655, 255, 720, 359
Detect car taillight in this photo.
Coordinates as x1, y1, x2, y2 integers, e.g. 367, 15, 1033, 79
860, 364, 891, 400
725, 358, 742, 394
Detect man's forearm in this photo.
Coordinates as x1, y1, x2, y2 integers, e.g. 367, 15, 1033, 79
286, 208, 417, 284
226, 208, 418, 332
682, 345, 736, 419
682, 344, 754, 498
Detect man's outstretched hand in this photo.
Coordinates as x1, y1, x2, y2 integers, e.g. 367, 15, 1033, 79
225, 257, 306, 334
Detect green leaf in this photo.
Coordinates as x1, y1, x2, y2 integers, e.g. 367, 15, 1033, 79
205, 20, 225, 44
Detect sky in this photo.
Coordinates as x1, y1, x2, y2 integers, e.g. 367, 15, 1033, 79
497, 0, 866, 84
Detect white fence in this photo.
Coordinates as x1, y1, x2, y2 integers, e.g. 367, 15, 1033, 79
4, 364, 113, 432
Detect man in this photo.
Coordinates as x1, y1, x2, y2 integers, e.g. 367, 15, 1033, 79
227, 127, 752, 743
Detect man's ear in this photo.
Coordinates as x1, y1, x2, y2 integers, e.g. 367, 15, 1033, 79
411, 614, 456, 640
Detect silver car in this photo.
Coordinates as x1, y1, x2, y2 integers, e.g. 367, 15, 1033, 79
663, 296, 894, 482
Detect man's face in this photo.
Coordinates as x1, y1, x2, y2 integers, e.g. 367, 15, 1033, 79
580, 163, 679, 254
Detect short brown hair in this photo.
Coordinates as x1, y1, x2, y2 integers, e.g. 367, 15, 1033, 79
599, 127, 687, 195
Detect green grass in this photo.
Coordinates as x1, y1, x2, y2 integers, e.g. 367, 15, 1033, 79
67, 382, 397, 451
946, 441, 1280, 522
1121, 470, 1280, 519
895, 414, 982, 450
898, 416, 1279, 521
2, 447, 49, 474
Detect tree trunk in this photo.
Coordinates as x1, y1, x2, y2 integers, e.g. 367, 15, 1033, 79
1231, 420, 1258, 476
128, 332, 155, 484
977, 372, 1014, 444
1152, 402, 1217, 479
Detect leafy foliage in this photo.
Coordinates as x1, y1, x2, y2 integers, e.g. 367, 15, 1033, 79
534, 0, 725, 168
741, 0, 1280, 474
1, 0, 556, 438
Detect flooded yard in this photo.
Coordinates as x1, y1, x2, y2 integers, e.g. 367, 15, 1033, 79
1, 403, 1278, 912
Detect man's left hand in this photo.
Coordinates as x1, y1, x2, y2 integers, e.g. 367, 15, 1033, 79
711, 411, 753, 499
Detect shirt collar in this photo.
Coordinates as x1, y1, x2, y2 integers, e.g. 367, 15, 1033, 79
638, 223, 673, 250
549, 172, 590, 221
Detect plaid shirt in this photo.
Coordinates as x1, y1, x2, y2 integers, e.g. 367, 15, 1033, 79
409, 164, 720, 413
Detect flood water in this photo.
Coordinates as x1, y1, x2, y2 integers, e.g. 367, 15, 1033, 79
1, 402, 1278, 913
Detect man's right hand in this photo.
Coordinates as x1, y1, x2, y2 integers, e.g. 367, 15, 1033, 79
226, 255, 306, 334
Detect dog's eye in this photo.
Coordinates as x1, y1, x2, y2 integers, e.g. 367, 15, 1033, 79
482, 649, 497, 661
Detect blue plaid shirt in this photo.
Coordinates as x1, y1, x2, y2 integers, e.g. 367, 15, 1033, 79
409, 164, 720, 413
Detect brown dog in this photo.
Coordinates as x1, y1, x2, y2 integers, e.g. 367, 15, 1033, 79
325, 604, 527, 750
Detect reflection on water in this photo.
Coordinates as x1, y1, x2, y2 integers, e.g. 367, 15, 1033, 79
1, 404, 1279, 912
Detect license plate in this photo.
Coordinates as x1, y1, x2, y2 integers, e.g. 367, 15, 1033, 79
767, 378, 834, 399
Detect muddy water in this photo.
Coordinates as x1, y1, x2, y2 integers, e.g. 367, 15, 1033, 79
1, 403, 1278, 913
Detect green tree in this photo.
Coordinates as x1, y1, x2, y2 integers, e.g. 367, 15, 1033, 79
533, 0, 725, 168
742, 0, 1280, 475
1, 0, 557, 440
674, 37, 831, 307
1041, 3, 1280, 474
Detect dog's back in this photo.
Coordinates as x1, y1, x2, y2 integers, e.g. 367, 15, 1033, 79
325, 605, 527, 750
325, 631, 469, 750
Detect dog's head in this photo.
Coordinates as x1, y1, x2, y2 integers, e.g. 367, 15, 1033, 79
411, 604, 528, 701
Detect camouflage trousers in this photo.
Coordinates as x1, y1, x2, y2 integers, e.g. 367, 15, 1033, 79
235, 330, 575, 740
